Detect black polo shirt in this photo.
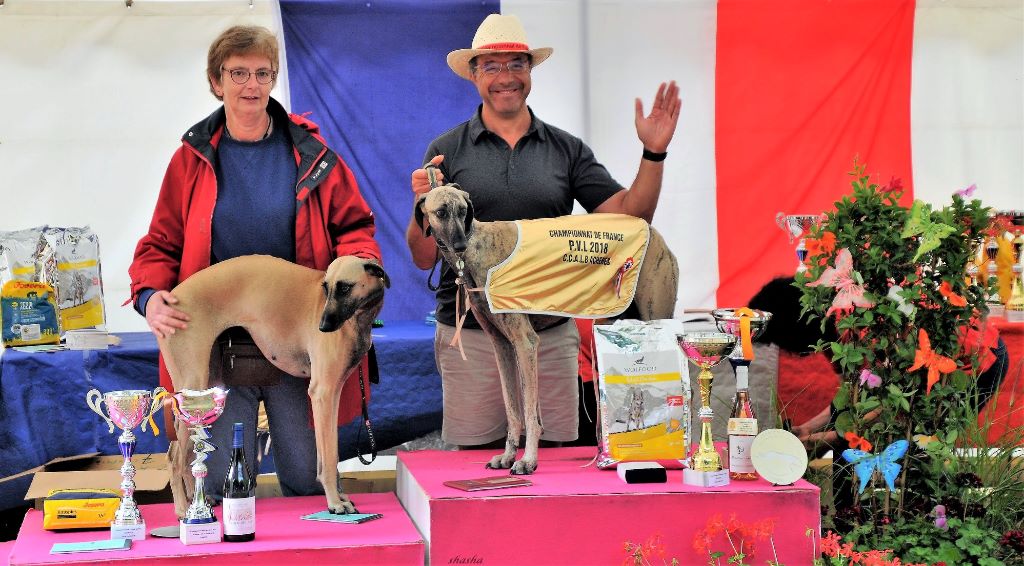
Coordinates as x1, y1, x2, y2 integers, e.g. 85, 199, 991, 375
424, 105, 623, 328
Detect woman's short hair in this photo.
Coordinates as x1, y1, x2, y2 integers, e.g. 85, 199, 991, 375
206, 26, 279, 101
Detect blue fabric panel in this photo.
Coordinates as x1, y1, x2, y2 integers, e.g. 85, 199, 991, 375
0, 323, 440, 510
280, 0, 497, 321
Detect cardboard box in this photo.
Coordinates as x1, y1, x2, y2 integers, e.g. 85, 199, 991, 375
339, 455, 397, 494
23, 453, 171, 509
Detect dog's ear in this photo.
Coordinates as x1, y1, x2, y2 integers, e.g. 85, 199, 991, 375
414, 193, 432, 238
462, 192, 474, 235
364, 261, 390, 289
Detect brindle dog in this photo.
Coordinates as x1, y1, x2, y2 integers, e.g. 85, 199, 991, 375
415, 184, 678, 474
157, 254, 388, 516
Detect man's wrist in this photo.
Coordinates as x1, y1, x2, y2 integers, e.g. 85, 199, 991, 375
642, 148, 668, 162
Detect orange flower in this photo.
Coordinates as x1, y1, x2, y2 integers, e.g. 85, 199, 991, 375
939, 281, 967, 307
806, 231, 837, 257
845, 431, 873, 452
821, 531, 842, 557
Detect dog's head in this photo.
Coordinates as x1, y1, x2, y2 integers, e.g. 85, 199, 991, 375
414, 184, 475, 253
319, 257, 390, 332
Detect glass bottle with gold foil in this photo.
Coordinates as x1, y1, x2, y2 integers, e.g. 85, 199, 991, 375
728, 362, 758, 480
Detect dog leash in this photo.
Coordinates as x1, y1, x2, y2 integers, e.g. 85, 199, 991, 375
355, 363, 377, 465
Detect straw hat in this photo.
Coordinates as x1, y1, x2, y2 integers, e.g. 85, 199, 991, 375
447, 14, 553, 81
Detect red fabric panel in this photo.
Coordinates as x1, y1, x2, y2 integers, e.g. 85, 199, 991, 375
981, 319, 1024, 445
715, 0, 916, 307
777, 351, 841, 428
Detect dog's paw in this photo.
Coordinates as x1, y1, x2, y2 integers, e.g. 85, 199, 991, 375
485, 453, 515, 470
510, 459, 537, 475
327, 494, 357, 515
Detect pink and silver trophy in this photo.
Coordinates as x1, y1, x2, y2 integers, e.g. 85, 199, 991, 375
86, 387, 167, 540
775, 213, 826, 273
169, 387, 228, 545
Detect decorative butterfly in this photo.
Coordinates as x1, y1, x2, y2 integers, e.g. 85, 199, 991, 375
842, 439, 910, 495
939, 281, 967, 307
805, 248, 875, 316
859, 369, 882, 389
913, 433, 939, 450
909, 328, 957, 395
845, 432, 873, 452
886, 285, 916, 317
932, 504, 948, 530
955, 184, 977, 198
901, 201, 957, 261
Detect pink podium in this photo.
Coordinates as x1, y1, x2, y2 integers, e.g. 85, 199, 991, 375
397, 447, 821, 565
8, 493, 424, 565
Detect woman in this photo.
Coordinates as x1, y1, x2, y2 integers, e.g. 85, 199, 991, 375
128, 26, 381, 501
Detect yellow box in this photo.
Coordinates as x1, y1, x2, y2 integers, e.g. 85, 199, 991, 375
42, 488, 120, 530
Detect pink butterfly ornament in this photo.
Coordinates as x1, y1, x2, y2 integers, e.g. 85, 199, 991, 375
805, 248, 875, 316
932, 504, 948, 530
859, 369, 882, 389
955, 184, 977, 198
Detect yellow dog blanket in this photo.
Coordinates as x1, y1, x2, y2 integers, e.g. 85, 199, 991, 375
484, 214, 650, 318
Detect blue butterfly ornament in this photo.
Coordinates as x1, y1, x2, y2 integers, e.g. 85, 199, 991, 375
841, 440, 909, 495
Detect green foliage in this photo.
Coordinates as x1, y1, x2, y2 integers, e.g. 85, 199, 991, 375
795, 159, 1024, 556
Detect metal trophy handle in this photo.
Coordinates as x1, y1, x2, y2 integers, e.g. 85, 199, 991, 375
86, 388, 116, 434
140, 387, 168, 434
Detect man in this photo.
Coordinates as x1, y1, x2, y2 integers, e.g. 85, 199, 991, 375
406, 13, 680, 448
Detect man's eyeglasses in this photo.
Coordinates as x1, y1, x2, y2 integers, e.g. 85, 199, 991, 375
476, 59, 531, 77
222, 67, 277, 85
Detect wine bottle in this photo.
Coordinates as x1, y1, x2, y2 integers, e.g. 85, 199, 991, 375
728, 364, 758, 480
222, 422, 256, 542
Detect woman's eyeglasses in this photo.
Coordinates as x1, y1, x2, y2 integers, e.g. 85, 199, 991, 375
222, 67, 277, 85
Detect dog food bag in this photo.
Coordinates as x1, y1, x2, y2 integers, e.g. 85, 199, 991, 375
594, 319, 690, 469
0, 226, 50, 287
2, 280, 61, 346
43, 226, 106, 330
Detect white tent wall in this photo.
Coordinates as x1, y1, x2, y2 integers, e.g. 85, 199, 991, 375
0, 0, 281, 332
1, 0, 1020, 332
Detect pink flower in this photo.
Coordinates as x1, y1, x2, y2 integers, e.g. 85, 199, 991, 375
859, 369, 882, 389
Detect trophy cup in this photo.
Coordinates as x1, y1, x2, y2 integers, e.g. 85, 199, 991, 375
677, 332, 737, 487
169, 387, 228, 545
776, 213, 825, 274
86, 387, 167, 540
711, 308, 772, 480
984, 236, 1005, 318
1007, 229, 1024, 322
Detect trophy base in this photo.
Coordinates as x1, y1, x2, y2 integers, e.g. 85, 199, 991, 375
111, 522, 146, 541
988, 304, 1006, 319
179, 519, 221, 545
683, 468, 730, 488
1007, 308, 1024, 323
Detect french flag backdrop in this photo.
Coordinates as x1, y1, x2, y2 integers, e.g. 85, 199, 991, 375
0, 0, 1019, 331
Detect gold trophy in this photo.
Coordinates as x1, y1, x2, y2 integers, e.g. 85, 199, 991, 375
984, 236, 1005, 318
1007, 229, 1024, 322
677, 332, 736, 487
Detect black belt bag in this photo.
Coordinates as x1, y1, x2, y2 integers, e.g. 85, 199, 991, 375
212, 328, 282, 387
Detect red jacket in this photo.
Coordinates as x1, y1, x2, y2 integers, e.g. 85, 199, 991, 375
129, 98, 381, 424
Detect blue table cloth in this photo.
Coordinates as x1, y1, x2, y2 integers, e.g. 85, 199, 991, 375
0, 321, 441, 510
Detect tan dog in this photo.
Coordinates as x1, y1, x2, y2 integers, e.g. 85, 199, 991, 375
415, 185, 678, 474
157, 254, 389, 516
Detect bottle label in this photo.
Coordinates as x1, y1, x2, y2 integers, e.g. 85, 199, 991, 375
729, 435, 755, 473
222, 496, 255, 536
728, 417, 758, 436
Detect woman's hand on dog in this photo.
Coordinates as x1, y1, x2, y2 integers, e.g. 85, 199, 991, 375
145, 290, 190, 339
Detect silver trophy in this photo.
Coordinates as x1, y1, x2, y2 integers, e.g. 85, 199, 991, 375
775, 213, 826, 273
86, 387, 167, 540
169, 387, 228, 545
